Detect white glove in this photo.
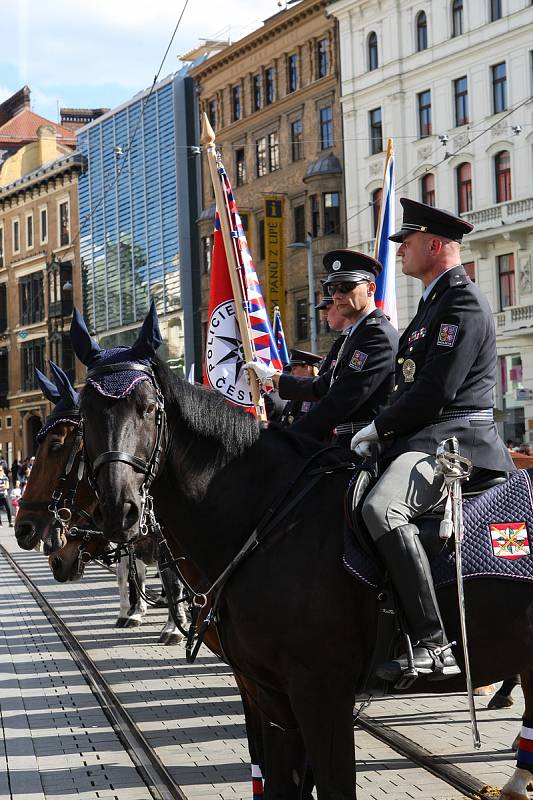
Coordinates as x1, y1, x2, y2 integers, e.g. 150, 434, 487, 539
244, 360, 280, 388
350, 421, 379, 457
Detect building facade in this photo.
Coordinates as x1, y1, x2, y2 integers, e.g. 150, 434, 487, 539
77, 69, 201, 374
189, 0, 345, 358
330, 0, 533, 443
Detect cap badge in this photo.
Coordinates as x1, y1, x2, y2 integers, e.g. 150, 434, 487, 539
332, 260, 342, 271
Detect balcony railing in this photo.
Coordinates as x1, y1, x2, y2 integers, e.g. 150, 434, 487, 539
463, 197, 533, 231
495, 304, 533, 333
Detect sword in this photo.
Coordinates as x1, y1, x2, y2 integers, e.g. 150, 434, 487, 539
435, 437, 481, 750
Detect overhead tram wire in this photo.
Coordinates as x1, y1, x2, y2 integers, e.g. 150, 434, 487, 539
70, 0, 190, 255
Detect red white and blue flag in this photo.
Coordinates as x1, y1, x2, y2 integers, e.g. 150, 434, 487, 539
273, 306, 290, 367
374, 140, 397, 328
204, 165, 282, 410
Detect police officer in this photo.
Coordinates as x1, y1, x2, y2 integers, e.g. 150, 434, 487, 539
245, 250, 398, 448
316, 295, 351, 375
279, 349, 322, 426
351, 199, 515, 682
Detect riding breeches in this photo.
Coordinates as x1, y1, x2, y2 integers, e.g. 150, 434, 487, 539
361, 452, 447, 541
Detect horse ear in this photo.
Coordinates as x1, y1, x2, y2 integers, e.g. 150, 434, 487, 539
49, 361, 80, 408
36, 368, 61, 405
70, 308, 101, 365
131, 299, 163, 359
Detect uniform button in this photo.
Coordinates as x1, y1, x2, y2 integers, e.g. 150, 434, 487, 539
393, 384, 398, 391
398, 358, 404, 364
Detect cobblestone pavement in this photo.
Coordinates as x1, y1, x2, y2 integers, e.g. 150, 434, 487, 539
0, 523, 529, 799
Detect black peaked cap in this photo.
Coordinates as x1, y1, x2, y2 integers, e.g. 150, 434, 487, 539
389, 198, 474, 243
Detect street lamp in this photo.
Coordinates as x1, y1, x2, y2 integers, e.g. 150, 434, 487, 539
288, 233, 318, 354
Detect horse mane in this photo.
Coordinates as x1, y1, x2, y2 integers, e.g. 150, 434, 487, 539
152, 357, 260, 461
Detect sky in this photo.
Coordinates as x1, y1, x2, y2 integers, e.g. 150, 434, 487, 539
0, 0, 285, 122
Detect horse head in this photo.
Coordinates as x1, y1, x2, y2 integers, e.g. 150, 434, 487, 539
72, 302, 166, 543
15, 363, 96, 555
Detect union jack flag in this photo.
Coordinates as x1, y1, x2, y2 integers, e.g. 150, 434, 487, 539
204, 164, 282, 411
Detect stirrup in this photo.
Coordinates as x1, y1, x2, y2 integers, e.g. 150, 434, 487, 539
394, 633, 418, 690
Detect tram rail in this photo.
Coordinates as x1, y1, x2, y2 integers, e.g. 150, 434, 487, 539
0, 541, 502, 800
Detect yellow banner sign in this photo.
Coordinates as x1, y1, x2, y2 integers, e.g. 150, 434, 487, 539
264, 196, 284, 320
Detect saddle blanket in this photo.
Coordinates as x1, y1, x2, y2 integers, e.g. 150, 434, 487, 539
344, 469, 533, 590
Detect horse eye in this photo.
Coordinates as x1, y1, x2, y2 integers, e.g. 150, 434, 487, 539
145, 403, 156, 416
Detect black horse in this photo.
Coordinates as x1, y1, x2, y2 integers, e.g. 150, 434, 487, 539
74, 311, 533, 800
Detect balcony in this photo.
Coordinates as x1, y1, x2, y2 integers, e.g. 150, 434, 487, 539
495, 304, 533, 335
463, 197, 533, 233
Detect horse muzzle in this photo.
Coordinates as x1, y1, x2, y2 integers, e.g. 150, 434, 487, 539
14, 519, 40, 551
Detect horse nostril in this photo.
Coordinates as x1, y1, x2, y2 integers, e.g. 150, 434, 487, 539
15, 522, 37, 550
123, 502, 139, 530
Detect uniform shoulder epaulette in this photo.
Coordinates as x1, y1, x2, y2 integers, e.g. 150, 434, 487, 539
366, 317, 381, 326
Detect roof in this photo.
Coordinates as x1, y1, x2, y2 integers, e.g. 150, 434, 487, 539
0, 109, 76, 147
304, 153, 342, 180
0, 151, 85, 202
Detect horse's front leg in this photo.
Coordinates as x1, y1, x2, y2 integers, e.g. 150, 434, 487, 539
500, 669, 533, 800
115, 557, 146, 627
158, 576, 186, 645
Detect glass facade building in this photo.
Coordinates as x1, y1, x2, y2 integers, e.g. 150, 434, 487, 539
77, 70, 201, 373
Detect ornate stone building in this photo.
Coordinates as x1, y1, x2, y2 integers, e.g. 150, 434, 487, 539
188, 0, 345, 358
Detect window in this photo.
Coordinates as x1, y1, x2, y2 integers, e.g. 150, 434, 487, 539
49, 334, 74, 381
323, 192, 340, 235
47, 259, 73, 318
235, 148, 246, 186
296, 298, 308, 340
19, 272, 45, 325
232, 85, 241, 122
293, 205, 305, 243
421, 173, 435, 206
368, 32, 378, 71
6, 416, 11, 429
417, 90, 432, 138
12, 219, 20, 254
369, 107, 383, 155
416, 11, 428, 51
454, 76, 469, 127
310, 195, 320, 237
452, 0, 463, 36
253, 74, 262, 111
490, 0, 502, 21
256, 137, 267, 177
291, 119, 303, 161
0, 350, 7, 407
0, 227, 3, 268
265, 67, 275, 105
258, 219, 265, 260
464, 261, 476, 281
492, 62, 507, 113
240, 213, 249, 231
498, 253, 515, 309
208, 98, 217, 128
21, 339, 46, 391
201, 236, 212, 274
456, 162, 472, 213
59, 201, 69, 246
495, 150, 511, 202
372, 189, 382, 236
26, 215, 33, 249
40, 207, 47, 244
317, 38, 330, 78
0, 284, 6, 332
268, 132, 280, 172
288, 54, 299, 93
320, 106, 333, 149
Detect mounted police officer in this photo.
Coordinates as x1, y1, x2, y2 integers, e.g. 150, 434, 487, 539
351, 199, 515, 682
245, 250, 398, 448
315, 295, 351, 375
279, 349, 322, 426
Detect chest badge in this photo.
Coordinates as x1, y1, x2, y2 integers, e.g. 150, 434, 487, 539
402, 358, 416, 383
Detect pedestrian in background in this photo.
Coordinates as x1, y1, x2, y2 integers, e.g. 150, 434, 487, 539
11, 459, 20, 488
0, 466, 13, 527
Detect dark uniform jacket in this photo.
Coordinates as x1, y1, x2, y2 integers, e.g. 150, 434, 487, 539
374, 266, 514, 472
278, 309, 398, 444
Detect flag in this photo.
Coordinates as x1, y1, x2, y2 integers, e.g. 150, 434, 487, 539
204, 164, 282, 410
273, 306, 290, 367
374, 140, 397, 328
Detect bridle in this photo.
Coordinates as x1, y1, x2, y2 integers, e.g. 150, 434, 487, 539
82, 361, 167, 539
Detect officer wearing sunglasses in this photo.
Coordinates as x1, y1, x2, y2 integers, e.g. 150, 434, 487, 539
245, 249, 398, 448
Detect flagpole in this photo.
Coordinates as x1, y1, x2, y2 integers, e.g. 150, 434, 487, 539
374, 138, 394, 261
201, 113, 266, 419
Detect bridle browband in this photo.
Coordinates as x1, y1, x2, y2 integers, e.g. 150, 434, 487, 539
83, 360, 167, 538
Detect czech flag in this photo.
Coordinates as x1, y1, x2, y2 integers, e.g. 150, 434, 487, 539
273, 306, 290, 367
374, 139, 397, 329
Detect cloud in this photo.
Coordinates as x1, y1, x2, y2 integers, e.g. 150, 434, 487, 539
0, 0, 281, 115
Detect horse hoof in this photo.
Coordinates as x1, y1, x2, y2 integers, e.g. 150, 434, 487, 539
115, 618, 128, 628
488, 694, 514, 710
124, 617, 142, 628
474, 684, 495, 696
163, 633, 184, 646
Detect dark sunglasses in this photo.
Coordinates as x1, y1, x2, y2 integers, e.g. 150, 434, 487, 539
327, 281, 367, 296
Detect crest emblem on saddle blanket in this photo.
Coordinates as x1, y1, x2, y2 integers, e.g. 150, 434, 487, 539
489, 522, 530, 560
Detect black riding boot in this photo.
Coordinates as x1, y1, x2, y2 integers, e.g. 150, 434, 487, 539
374, 523, 461, 682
